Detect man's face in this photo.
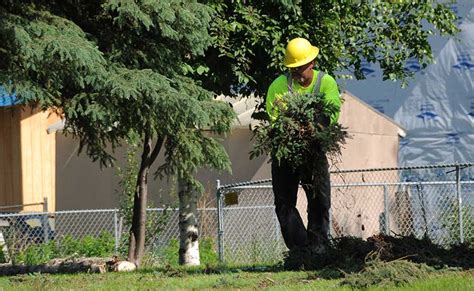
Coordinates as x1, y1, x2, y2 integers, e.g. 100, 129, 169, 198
290, 61, 314, 85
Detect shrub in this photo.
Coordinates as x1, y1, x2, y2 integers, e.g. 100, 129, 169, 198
15, 241, 57, 265
199, 237, 219, 265
75, 232, 115, 257
0, 247, 7, 263
12, 231, 115, 265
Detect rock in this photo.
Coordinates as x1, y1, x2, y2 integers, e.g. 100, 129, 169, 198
113, 261, 136, 272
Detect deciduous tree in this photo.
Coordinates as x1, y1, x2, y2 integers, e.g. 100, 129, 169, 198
196, 1, 458, 97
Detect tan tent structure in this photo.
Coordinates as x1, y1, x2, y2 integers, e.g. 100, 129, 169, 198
1, 91, 405, 219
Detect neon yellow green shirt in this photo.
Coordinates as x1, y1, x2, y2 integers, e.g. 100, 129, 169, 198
265, 70, 341, 124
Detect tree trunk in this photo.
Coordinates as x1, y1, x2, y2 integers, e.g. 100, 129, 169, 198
178, 178, 200, 265
127, 139, 150, 266
127, 133, 163, 267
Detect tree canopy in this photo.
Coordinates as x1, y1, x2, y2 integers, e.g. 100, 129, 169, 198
195, 0, 458, 96
0, 0, 234, 183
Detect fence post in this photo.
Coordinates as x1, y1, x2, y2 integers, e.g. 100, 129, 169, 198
273, 205, 280, 242
216, 180, 224, 263
114, 210, 119, 253
383, 185, 390, 235
455, 165, 464, 244
42, 197, 49, 243
328, 206, 333, 239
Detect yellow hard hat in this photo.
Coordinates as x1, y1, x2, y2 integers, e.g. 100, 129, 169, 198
283, 37, 319, 68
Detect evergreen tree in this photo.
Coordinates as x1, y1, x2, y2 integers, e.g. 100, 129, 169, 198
0, 0, 235, 266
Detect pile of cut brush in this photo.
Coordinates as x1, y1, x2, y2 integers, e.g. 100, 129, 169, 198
250, 92, 348, 170
283, 234, 474, 273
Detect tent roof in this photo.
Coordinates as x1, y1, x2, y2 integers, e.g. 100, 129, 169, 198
215, 95, 261, 129
47, 91, 406, 137
216, 91, 406, 137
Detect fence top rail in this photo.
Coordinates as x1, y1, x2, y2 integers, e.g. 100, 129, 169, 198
0, 202, 44, 210
330, 162, 474, 174
219, 180, 474, 192
218, 179, 272, 190
217, 163, 474, 189
0, 208, 218, 217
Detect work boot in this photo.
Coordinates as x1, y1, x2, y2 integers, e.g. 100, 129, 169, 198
308, 232, 330, 255
283, 246, 311, 270
310, 243, 328, 256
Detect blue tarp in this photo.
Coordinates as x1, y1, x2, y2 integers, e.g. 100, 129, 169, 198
0, 85, 18, 107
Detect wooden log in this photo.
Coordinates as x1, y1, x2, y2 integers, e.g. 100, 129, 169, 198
0, 257, 110, 276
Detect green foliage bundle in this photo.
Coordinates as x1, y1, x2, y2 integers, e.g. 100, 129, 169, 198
251, 92, 348, 170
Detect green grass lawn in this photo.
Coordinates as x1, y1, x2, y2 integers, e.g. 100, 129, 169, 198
0, 267, 472, 290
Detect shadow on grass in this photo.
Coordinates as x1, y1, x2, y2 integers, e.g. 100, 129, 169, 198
140, 262, 283, 278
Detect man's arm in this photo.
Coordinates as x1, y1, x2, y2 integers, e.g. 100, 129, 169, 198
321, 74, 341, 124
265, 76, 287, 123
266, 84, 278, 122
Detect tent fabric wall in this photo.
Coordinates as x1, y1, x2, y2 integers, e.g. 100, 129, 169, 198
342, 0, 474, 171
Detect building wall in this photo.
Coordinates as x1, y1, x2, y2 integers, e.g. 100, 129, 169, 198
0, 107, 22, 209
0, 106, 58, 212
55, 130, 270, 210
20, 107, 58, 212
55, 134, 125, 210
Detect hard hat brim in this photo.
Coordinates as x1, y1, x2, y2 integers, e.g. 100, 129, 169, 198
283, 46, 319, 68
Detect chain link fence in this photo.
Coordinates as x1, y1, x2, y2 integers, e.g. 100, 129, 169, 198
217, 163, 474, 263
0, 163, 472, 265
0, 207, 218, 263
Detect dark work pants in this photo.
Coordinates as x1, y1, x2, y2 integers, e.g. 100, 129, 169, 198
272, 154, 331, 250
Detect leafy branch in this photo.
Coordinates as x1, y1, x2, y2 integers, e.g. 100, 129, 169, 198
250, 92, 348, 171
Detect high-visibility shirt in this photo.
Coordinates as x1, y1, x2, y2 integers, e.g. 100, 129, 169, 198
265, 70, 341, 124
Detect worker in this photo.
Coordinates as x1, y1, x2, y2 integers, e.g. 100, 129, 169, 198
265, 37, 341, 253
